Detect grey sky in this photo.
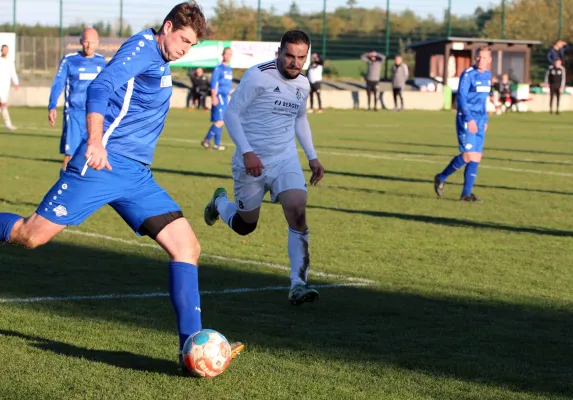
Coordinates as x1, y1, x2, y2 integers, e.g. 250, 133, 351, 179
1, 0, 498, 31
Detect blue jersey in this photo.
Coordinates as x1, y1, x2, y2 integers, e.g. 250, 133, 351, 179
86, 29, 172, 165
457, 66, 491, 123
48, 52, 106, 111
210, 63, 233, 95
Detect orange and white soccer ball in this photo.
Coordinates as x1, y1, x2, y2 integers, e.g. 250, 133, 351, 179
182, 329, 232, 378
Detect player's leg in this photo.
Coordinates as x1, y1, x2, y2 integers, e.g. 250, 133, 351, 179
309, 86, 315, 111
0, 96, 15, 131
1, 145, 118, 246
556, 90, 561, 115
0, 213, 65, 248
202, 95, 226, 150
372, 83, 378, 111
271, 159, 318, 305
366, 82, 372, 110
460, 120, 485, 202
549, 88, 554, 114
434, 116, 468, 197
204, 168, 264, 235
316, 82, 323, 112
392, 88, 399, 109
398, 88, 404, 110
112, 170, 243, 359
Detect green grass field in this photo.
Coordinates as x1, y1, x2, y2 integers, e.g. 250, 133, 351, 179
1, 108, 573, 399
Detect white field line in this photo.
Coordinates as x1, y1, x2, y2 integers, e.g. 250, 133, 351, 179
6, 127, 572, 176
62, 230, 376, 285
0, 283, 369, 304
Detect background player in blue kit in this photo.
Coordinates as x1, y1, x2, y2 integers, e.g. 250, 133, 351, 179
0, 1, 243, 372
201, 47, 233, 150
48, 27, 106, 172
434, 46, 492, 203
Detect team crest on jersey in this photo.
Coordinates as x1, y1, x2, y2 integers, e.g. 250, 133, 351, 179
296, 88, 302, 100
160, 75, 173, 88
97, 66, 102, 72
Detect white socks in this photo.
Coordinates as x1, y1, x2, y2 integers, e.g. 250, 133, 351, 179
1, 107, 12, 128
288, 227, 310, 289
215, 195, 237, 227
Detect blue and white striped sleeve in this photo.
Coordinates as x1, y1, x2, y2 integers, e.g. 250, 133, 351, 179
86, 37, 151, 116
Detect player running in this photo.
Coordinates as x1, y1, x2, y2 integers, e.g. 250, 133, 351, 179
0, 44, 19, 131
434, 46, 492, 202
0, 1, 243, 374
203, 30, 325, 306
201, 47, 233, 150
48, 28, 106, 172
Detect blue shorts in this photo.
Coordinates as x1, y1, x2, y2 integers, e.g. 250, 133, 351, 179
210, 94, 229, 122
456, 116, 486, 153
36, 142, 180, 234
60, 110, 87, 156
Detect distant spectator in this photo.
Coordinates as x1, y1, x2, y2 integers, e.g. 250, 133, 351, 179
547, 40, 568, 65
191, 67, 210, 111
391, 55, 409, 111
544, 58, 566, 115
360, 50, 385, 111
307, 52, 323, 113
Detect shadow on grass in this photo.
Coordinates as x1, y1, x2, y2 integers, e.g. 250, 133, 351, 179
306, 203, 573, 238
327, 170, 573, 197
1, 241, 573, 395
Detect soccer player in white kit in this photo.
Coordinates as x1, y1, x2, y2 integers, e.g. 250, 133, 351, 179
203, 30, 325, 306
0, 44, 19, 131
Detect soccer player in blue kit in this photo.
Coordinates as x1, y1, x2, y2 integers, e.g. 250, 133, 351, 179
0, 1, 243, 373
201, 47, 233, 150
434, 46, 492, 202
48, 27, 106, 172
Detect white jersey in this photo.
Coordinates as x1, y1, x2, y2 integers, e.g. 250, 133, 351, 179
224, 59, 317, 167
0, 57, 19, 92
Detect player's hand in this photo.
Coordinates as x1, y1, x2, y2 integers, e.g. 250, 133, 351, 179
309, 159, 324, 185
85, 141, 112, 172
48, 109, 57, 127
243, 152, 263, 177
14, 85, 19, 92
211, 96, 219, 107
484, 123, 488, 132
467, 120, 478, 134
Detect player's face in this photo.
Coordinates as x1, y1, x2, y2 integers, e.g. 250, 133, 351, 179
222, 49, 232, 63
81, 30, 99, 57
1, 46, 8, 57
278, 42, 309, 79
162, 22, 198, 62
475, 50, 491, 72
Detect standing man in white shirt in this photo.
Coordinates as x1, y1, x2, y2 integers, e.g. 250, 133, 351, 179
307, 52, 323, 113
0, 44, 19, 131
203, 30, 325, 306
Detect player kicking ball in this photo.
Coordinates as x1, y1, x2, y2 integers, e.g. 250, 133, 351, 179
0, 1, 243, 375
203, 30, 325, 306
434, 46, 492, 202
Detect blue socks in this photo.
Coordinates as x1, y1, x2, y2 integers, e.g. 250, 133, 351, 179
168, 261, 202, 350
213, 126, 223, 146
204, 125, 222, 143
0, 213, 23, 242
462, 162, 479, 196
438, 154, 466, 182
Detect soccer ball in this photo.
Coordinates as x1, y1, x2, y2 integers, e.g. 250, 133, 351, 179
182, 329, 232, 378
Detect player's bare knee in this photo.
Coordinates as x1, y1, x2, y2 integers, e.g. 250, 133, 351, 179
214, 120, 224, 128
284, 205, 307, 231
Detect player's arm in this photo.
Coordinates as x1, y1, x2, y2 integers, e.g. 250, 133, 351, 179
48, 57, 69, 125
210, 67, 220, 106
544, 67, 550, 86
295, 90, 324, 185
223, 69, 263, 176
10, 61, 19, 88
84, 37, 150, 172
457, 70, 477, 133
560, 67, 566, 92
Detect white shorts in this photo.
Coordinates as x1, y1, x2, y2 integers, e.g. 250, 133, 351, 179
0, 90, 9, 104
232, 156, 307, 212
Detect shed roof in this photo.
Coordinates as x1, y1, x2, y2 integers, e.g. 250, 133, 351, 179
406, 37, 542, 50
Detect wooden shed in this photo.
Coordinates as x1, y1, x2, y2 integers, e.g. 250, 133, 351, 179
406, 37, 541, 90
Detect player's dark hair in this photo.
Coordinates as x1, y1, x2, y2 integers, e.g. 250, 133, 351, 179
1, 45, 7, 50
161, 1, 207, 41
222, 47, 231, 54
280, 30, 311, 50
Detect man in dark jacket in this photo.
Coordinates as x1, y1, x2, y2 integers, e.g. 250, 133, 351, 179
544, 58, 566, 114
